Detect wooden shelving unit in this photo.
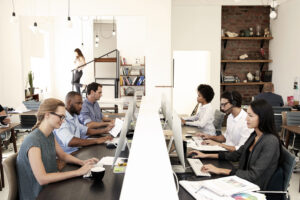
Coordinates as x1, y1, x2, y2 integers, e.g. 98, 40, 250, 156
221, 82, 271, 93
221, 37, 273, 40
119, 57, 145, 97
221, 60, 272, 63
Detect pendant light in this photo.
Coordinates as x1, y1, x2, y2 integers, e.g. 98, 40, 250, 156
10, 0, 17, 23
67, 0, 72, 28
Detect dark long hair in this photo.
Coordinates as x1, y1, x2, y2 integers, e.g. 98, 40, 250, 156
74, 48, 84, 59
250, 99, 282, 162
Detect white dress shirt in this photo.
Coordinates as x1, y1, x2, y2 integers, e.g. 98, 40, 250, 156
224, 109, 253, 150
183, 103, 216, 135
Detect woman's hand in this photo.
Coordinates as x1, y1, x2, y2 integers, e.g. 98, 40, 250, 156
2, 117, 10, 124
201, 164, 221, 174
76, 162, 94, 176
202, 139, 219, 146
82, 158, 99, 166
187, 150, 207, 159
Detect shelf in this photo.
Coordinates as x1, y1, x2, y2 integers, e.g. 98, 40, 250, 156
121, 64, 145, 67
120, 85, 145, 87
120, 75, 144, 76
222, 37, 273, 40
221, 60, 272, 63
221, 82, 271, 92
221, 82, 269, 86
95, 58, 117, 62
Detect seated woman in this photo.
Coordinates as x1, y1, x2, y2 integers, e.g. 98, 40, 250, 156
17, 98, 98, 200
181, 84, 216, 135
188, 99, 281, 190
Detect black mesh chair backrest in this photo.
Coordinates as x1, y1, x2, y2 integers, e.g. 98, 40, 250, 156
272, 107, 292, 133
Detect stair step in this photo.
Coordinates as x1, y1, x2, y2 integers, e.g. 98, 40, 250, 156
95, 57, 117, 62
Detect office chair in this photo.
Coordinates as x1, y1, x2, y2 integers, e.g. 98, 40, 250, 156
213, 110, 225, 136
286, 112, 300, 172
272, 106, 292, 135
259, 147, 296, 200
3, 153, 18, 200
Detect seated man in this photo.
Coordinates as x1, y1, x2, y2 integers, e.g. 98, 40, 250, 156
54, 91, 112, 154
181, 84, 216, 135
79, 82, 115, 129
0, 104, 10, 125
199, 91, 252, 152
255, 82, 284, 106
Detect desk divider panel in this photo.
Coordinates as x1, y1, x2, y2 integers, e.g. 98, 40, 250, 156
120, 97, 178, 199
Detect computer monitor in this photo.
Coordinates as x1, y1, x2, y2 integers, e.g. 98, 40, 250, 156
112, 102, 134, 167
169, 110, 186, 171
161, 93, 173, 129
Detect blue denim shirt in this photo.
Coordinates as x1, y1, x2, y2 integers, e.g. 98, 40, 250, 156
79, 99, 103, 125
54, 111, 88, 154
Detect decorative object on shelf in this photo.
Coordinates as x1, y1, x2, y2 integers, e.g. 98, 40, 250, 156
244, 29, 250, 37
235, 76, 240, 83
225, 31, 238, 37
249, 27, 254, 37
243, 80, 247, 83
261, 70, 272, 82
254, 70, 260, 82
246, 72, 254, 82
23, 99, 41, 110
239, 30, 245, 37
124, 87, 135, 96
264, 28, 271, 37
27, 71, 35, 96
221, 28, 225, 37
223, 75, 236, 83
239, 54, 248, 60
256, 24, 261, 36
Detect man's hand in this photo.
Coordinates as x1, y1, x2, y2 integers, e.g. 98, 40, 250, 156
202, 139, 219, 146
3, 117, 10, 124
97, 136, 113, 144
181, 118, 186, 125
196, 132, 211, 140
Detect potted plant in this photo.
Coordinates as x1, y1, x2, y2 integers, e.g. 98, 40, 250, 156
28, 71, 34, 95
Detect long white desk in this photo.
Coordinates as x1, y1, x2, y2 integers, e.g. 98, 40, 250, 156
120, 97, 178, 199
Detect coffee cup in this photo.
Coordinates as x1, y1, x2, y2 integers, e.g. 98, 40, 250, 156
91, 166, 105, 181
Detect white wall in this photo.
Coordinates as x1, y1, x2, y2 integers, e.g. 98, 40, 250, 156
270, 0, 300, 104
0, 0, 171, 107
171, 3, 222, 111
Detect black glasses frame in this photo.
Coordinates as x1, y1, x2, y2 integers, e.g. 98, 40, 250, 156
50, 112, 65, 121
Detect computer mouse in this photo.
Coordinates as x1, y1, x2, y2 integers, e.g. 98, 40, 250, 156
106, 142, 117, 149
187, 152, 198, 158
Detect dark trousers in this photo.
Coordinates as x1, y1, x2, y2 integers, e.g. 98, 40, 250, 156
72, 70, 83, 93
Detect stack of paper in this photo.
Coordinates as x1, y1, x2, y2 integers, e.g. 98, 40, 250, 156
180, 176, 265, 200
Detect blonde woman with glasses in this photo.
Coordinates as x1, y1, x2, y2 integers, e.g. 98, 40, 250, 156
17, 98, 98, 200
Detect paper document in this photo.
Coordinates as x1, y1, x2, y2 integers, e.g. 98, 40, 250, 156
109, 118, 123, 137
187, 139, 227, 151
180, 176, 263, 200
98, 156, 127, 166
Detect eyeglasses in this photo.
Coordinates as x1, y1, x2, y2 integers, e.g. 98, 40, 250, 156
50, 112, 65, 121
220, 102, 230, 107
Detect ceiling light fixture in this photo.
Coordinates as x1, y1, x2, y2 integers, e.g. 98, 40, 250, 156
10, 0, 17, 23
112, 17, 116, 36
67, 0, 72, 28
269, 0, 278, 19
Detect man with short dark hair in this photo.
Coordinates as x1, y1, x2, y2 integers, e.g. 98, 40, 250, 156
199, 91, 252, 152
79, 82, 115, 129
255, 83, 284, 106
54, 91, 112, 154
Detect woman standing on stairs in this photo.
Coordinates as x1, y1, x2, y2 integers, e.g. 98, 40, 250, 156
72, 48, 86, 94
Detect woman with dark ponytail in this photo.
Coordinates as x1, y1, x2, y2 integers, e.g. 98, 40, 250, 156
17, 98, 98, 200
189, 99, 281, 190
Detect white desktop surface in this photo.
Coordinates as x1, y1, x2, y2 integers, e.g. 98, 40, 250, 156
120, 99, 178, 200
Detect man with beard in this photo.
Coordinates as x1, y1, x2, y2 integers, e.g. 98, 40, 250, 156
54, 91, 112, 154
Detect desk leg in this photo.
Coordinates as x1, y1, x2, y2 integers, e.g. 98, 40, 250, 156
0, 137, 3, 190
285, 130, 290, 148
10, 128, 17, 153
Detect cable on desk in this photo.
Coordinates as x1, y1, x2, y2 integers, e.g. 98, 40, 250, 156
173, 170, 179, 193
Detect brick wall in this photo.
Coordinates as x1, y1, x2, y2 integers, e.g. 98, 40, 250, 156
221, 6, 271, 104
